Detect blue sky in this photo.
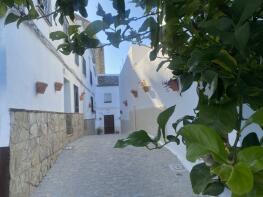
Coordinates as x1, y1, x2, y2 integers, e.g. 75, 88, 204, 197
87, 0, 144, 74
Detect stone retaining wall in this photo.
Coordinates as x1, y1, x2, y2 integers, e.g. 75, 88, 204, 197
9, 109, 84, 197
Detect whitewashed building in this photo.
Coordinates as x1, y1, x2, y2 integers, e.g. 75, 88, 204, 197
0, 1, 104, 196
119, 45, 199, 170
95, 74, 121, 134
120, 45, 263, 197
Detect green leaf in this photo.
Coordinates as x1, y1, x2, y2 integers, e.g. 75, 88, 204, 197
238, 146, 263, 173
0, 3, 7, 17
157, 105, 175, 139
16, 15, 30, 28
114, 130, 153, 148
180, 74, 193, 92
252, 171, 263, 196
227, 163, 253, 195
232, 171, 263, 197
83, 38, 100, 49
4, 13, 20, 25
202, 70, 218, 99
113, 0, 125, 18
139, 17, 156, 32
190, 163, 214, 194
243, 107, 263, 129
212, 164, 232, 182
156, 60, 169, 72
149, 48, 158, 61
242, 133, 260, 148
167, 135, 180, 145
211, 49, 237, 72
213, 163, 253, 195
180, 124, 228, 163
186, 144, 209, 162
200, 17, 233, 35
103, 13, 114, 26
97, 3, 105, 16
203, 181, 225, 196
79, 6, 88, 18
68, 25, 80, 36
84, 20, 105, 37
198, 102, 238, 135
49, 31, 68, 41
172, 115, 195, 132
234, 22, 250, 53
237, 0, 262, 25
58, 14, 64, 25
106, 30, 122, 48
57, 43, 71, 55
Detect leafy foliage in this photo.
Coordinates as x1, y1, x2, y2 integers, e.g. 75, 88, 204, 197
3, 0, 263, 196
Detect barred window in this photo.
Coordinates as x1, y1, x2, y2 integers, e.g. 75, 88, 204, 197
104, 93, 112, 103
82, 57, 86, 76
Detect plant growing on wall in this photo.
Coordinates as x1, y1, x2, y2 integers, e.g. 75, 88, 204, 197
2, 0, 263, 196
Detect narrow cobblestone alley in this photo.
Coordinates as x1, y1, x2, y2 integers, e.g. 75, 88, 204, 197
32, 134, 198, 197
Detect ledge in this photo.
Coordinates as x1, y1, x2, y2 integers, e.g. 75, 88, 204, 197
9, 108, 84, 115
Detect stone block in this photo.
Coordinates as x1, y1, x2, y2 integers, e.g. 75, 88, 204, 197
29, 164, 41, 186
30, 145, 40, 167
29, 124, 39, 139
10, 142, 30, 177
10, 124, 29, 144
39, 144, 49, 162
40, 159, 48, 178
9, 172, 30, 197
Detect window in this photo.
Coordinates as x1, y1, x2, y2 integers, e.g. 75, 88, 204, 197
89, 70, 93, 86
74, 85, 79, 113
104, 93, 112, 103
37, 0, 52, 25
63, 18, 69, 34
90, 96, 95, 113
82, 57, 86, 76
75, 54, 79, 66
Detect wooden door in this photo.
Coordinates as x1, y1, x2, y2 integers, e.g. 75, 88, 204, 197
104, 115, 115, 134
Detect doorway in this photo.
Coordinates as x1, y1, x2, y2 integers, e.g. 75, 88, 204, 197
104, 115, 115, 134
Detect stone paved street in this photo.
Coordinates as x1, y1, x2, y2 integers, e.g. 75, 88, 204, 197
32, 134, 198, 197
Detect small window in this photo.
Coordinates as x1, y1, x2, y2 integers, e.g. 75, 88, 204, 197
75, 54, 79, 66
82, 57, 86, 76
74, 85, 79, 113
90, 70, 93, 86
37, 0, 52, 25
90, 96, 95, 113
104, 93, 112, 103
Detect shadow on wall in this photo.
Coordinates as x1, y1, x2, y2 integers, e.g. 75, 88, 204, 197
119, 51, 171, 137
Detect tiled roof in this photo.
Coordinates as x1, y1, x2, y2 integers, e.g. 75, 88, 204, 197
97, 75, 119, 86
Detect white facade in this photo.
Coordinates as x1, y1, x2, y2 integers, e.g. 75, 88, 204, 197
119, 45, 263, 175
119, 45, 199, 169
0, 0, 98, 147
95, 75, 121, 134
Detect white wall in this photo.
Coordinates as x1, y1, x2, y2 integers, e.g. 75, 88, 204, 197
119, 45, 199, 170
95, 84, 121, 133
120, 46, 263, 196
0, 5, 97, 146
0, 18, 9, 147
